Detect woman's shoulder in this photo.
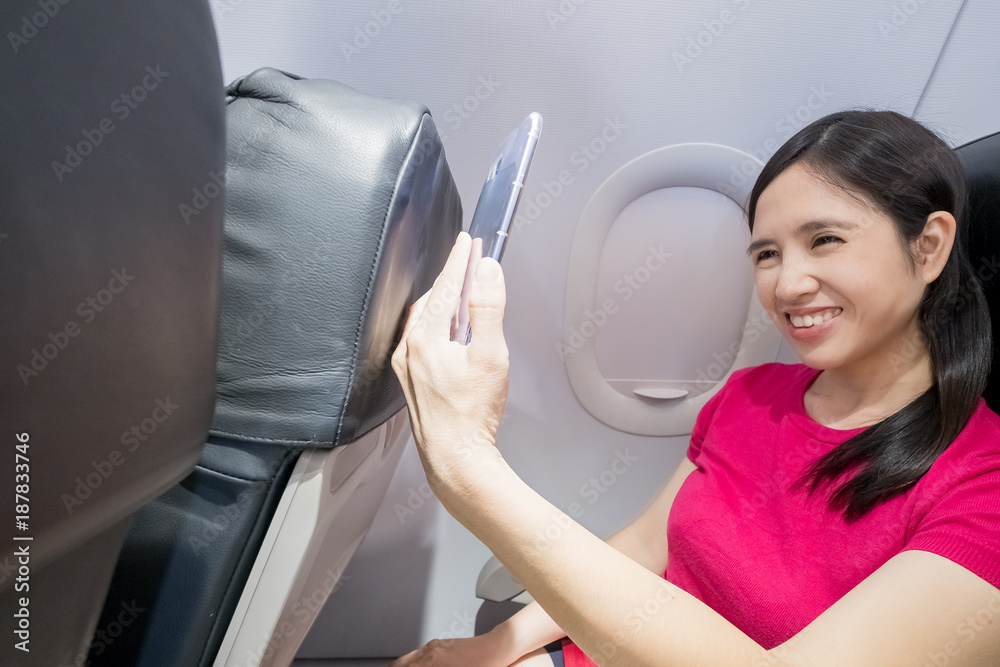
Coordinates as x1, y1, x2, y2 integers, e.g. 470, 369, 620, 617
920, 398, 1000, 494
904, 399, 1000, 593
969, 397, 1000, 433
948, 397, 1000, 461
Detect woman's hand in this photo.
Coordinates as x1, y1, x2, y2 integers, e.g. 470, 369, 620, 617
391, 231, 510, 488
388, 632, 513, 667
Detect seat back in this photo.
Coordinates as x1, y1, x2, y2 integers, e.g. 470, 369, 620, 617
90, 68, 462, 667
957, 131, 1000, 408
0, 1, 225, 665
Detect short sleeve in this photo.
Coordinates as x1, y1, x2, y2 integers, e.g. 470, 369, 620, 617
687, 367, 750, 465
902, 466, 1000, 590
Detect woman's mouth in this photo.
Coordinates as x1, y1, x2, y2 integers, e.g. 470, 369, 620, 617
785, 307, 842, 341
788, 307, 842, 328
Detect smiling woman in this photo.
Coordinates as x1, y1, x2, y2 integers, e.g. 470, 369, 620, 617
746, 110, 992, 519
390, 110, 1000, 667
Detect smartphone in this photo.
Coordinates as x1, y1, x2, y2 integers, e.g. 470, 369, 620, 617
450, 112, 543, 344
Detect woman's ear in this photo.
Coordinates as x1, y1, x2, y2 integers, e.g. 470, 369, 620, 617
912, 211, 956, 284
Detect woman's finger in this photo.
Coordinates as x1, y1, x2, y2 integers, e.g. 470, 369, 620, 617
393, 289, 432, 382
388, 648, 418, 666
416, 231, 473, 339
402, 291, 431, 342
466, 257, 507, 359
393, 301, 416, 381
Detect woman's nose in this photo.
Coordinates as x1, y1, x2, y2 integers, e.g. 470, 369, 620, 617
774, 255, 820, 302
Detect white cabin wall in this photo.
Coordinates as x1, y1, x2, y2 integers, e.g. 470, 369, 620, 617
206, 0, 999, 658
911, 0, 1000, 146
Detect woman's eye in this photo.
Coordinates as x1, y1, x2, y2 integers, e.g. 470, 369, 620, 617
754, 249, 776, 264
813, 235, 842, 247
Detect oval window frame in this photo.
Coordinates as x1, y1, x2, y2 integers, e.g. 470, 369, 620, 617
563, 143, 783, 435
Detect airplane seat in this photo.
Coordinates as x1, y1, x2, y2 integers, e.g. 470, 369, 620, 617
958, 130, 1000, 409
0, 1, 225, 665
474, 128, 1000, 623
89, 67, 462, 667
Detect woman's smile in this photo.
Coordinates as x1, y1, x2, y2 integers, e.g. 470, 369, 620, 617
785, 306, 843, 341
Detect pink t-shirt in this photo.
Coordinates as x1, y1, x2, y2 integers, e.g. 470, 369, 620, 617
562, 362, 1000, 664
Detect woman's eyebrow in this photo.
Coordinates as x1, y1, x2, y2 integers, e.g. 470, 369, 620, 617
746, 218, 858, 257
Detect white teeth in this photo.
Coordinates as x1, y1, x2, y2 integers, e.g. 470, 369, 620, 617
789, 308, 841, 328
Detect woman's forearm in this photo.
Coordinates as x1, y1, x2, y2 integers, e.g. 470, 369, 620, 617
491, 508, 671, 662
427, 447, 774, 667
490, 599, 567, 663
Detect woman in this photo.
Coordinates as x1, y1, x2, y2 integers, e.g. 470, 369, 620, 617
389, 110, 1000, 666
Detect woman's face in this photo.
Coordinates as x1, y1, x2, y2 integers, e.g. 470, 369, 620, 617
749, 162, 927, 373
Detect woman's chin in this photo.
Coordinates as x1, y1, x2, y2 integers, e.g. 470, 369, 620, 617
787, 344, 841, 370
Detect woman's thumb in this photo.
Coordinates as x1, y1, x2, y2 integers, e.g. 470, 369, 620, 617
467, 257, 506, 349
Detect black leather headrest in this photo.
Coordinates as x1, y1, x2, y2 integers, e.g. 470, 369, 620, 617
0, 0, 225, 570
958, 131, 1000, 411
213, 68, 462, 447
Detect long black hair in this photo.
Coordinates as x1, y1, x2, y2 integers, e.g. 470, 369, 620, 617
746, 109, 992, 522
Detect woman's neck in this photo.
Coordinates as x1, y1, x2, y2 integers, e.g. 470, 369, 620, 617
805, 324, 934, 430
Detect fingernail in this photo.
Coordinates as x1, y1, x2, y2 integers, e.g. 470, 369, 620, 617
476, 258, 501, 282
